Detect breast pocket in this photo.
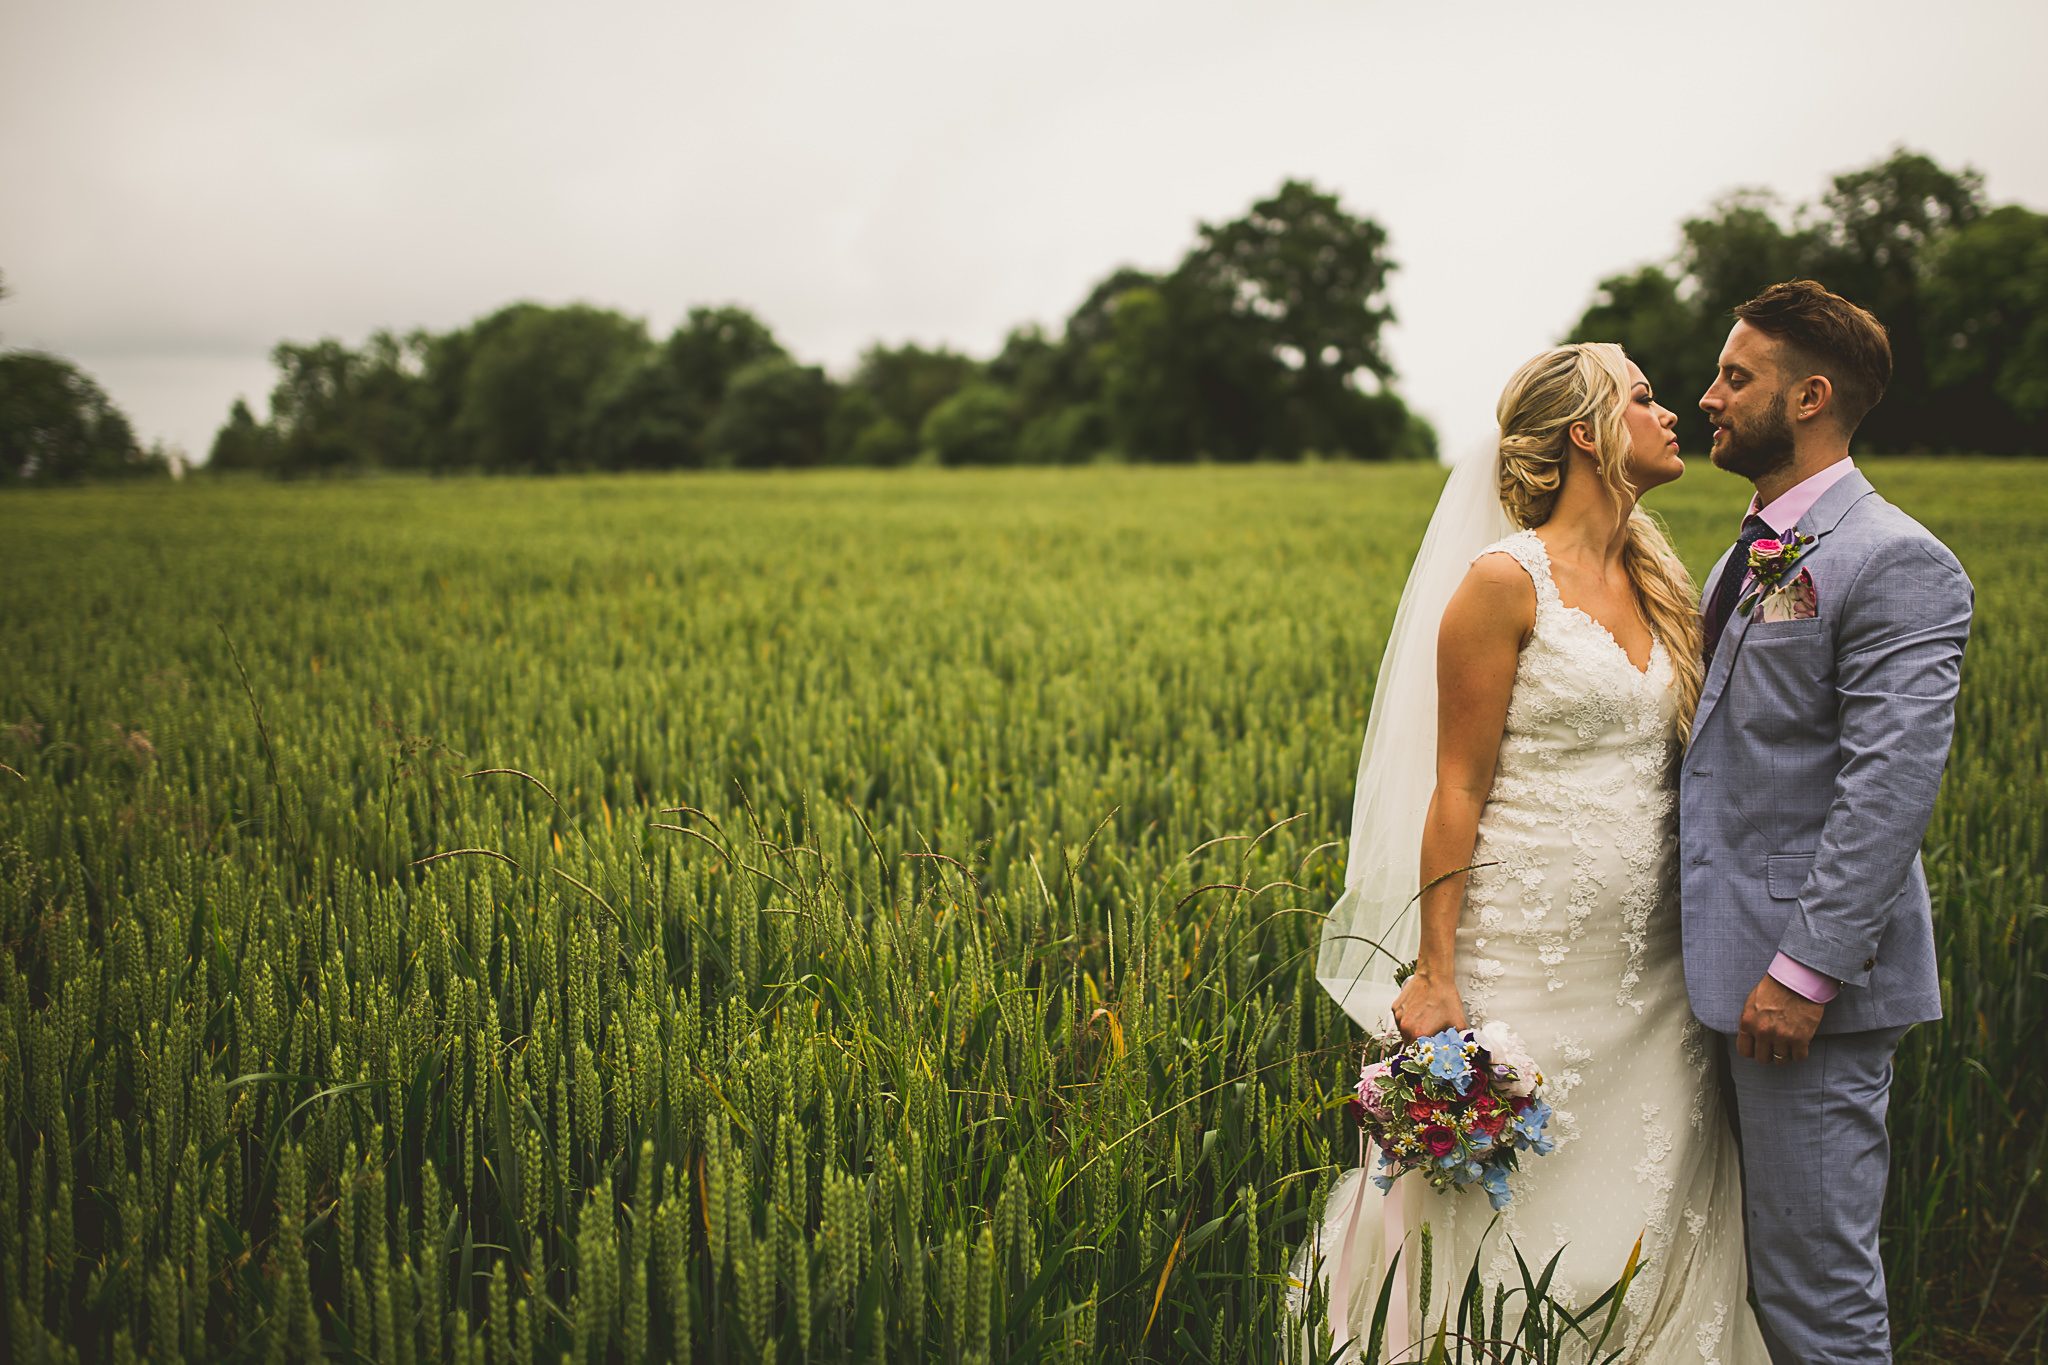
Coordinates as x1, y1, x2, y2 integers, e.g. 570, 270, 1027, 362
1747, 618, 1827, 641
1765, 853, 1815, 901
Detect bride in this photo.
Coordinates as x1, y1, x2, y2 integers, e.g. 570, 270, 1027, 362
1295, 344, 1768, 1361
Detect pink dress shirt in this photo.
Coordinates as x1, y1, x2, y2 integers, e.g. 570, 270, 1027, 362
1742, 459, 1856, 1005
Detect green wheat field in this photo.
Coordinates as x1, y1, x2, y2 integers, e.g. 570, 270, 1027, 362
2, 460, 2042, 1362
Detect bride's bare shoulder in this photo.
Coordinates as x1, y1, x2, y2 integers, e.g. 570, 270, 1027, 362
1442, 551, 1537, 647
1461, 548, 1539, 608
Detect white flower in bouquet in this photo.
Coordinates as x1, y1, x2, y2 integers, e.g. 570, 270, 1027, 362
1473, 1019, 1544, 1098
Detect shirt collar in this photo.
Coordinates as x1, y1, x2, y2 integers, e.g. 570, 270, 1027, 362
1748, 457, 1857, 537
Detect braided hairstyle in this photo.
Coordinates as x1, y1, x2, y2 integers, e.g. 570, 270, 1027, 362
1494, 342, 1703, 738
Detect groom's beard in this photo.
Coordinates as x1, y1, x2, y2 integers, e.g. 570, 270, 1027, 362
1710, 393, 1796, 481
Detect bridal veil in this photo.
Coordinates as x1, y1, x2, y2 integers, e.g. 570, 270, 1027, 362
1314, 448, 1514, 1029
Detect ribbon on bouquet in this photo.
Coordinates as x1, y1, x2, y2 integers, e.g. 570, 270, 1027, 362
1320, 1133, 1413, 1360
1379, 1136, 1413, 1354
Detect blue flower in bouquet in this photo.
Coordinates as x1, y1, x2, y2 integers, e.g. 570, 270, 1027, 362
1480, 1165, 1512, 1210
1421, 1029, 1475, 1092
1510, 1098, 1555, 1154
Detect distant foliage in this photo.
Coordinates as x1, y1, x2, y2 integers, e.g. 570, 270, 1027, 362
0, 351, 169, 484
1568, 148, 2048, 454
203, 179, 1438, 476
921, 383, 1018, 467
707, 359, 836, 469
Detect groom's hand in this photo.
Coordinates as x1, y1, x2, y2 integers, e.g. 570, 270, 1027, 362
1736, 974, 1825, 1065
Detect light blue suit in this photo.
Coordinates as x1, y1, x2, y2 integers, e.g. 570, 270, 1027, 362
1680, 467, 1972, 1361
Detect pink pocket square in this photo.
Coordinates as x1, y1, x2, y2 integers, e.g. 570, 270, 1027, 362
1757, 567, 1818, 623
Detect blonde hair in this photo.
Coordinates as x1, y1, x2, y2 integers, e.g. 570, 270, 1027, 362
1495, 343, 1704, 738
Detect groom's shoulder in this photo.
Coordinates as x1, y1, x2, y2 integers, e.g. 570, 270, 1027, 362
1843, 485, 1966, 573
1837, 488, 1972, 593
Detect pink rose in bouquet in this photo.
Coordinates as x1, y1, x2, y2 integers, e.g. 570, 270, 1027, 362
1357, 1058, 1395, 1120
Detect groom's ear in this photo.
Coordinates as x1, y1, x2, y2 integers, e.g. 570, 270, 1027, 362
1792, 373, 1835, 426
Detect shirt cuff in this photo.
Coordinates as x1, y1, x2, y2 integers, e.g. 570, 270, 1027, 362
1768, 952, 1840, 1004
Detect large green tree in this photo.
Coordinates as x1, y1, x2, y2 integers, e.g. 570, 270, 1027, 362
1812, 150, 1986, 450
1568, 148, 2015, 454
704, 358, 836, 469
824, 387, 913, 467
1570, 190, 1824, 450
842, 343, 980, 459
921, 383, 1017, 466
1680, 190, 1823, 320
557, 305, 786, 471
1178, 178, 1410, 457
266, 339, 363, 474
262, 330, 430, 473
207, 397, 275, 472
0, 351, 153, 483
351, 330, 432, 469
450, 304, 652, 472
1094, 274, 1283, 462
1922, 205, 2048, 449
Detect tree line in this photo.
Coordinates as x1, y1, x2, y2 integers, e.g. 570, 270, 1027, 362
1568, 147, 2048, 455
201, 178, 1436, 477
7, 152, 2047, 484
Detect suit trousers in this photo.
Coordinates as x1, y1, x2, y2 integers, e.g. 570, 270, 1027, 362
1720, 1025, 1911, 1364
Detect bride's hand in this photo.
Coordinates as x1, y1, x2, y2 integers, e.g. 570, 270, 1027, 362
1390, 970, 1468, 1042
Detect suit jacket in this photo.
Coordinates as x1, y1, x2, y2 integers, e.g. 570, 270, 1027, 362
1680, 468, 1973, 1035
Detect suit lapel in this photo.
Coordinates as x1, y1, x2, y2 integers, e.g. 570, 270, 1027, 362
1796, 466, 1877, 541
1691, 582, 1752, 742
1688, 468, 1879, 744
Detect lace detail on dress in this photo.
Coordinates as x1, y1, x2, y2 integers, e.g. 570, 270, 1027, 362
1634, 1102, 1677, 1228
1696, 1301, 1730, 1361
1683, 1020, 1713, 1132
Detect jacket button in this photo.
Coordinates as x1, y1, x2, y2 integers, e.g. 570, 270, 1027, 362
1863, 958, 1876, 971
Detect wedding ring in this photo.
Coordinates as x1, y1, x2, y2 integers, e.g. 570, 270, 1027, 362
1771, 1050, 1786, 1061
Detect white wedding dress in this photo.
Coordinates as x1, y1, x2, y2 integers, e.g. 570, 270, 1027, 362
1297, 530, 1768, 1363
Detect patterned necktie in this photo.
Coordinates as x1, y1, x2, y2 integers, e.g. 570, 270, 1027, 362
1702, 515, 1774, 664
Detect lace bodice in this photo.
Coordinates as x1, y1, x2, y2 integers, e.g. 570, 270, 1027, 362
1479, 529, 1678, 785
1460, 530, 1683, 1022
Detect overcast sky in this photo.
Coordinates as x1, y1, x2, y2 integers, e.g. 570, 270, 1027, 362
5, 0, 2046, 467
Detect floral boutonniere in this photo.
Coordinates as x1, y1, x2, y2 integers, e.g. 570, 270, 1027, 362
1736, 531, 1817, 616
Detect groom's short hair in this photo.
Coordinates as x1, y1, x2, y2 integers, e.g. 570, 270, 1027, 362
1734, 280, 1892, 434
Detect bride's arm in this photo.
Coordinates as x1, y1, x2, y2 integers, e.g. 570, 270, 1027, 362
1390, 554, 1532, 1040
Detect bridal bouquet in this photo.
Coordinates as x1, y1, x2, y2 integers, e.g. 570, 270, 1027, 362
1350, 1021, 1555, 1209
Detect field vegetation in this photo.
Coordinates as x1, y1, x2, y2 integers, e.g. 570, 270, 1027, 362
1, 460, 2040, 1361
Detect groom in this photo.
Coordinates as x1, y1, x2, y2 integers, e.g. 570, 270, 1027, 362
1680, 280, 1973, 1362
